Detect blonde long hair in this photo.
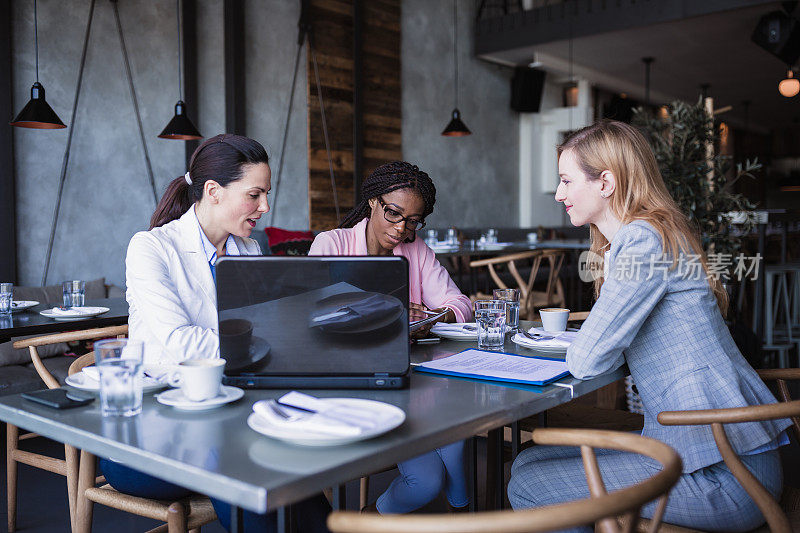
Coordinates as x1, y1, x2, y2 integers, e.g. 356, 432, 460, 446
558, 120, 728, 315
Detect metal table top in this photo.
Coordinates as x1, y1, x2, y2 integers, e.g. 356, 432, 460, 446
0, 323, 622, 514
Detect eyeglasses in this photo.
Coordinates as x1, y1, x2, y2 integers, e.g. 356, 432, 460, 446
377, 196, 426, 230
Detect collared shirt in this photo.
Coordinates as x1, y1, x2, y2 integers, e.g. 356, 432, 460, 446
192, 206, 241, 283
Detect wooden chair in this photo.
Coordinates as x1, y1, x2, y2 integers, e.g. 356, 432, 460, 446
68, 353, 217, 533
469, 250, 566, 320
623, 368, 800, 533
328, 428, 682, 533
8, 325, 128, 532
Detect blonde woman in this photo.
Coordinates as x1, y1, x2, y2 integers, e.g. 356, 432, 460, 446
507, 120, 789, 532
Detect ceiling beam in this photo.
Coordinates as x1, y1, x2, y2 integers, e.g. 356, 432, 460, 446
475, 0, 778, 58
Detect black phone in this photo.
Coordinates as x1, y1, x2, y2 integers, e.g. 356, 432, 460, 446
22, 389, 95, 409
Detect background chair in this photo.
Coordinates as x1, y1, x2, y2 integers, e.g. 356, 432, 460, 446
8, 325, 128, 532
469, 249, 565, 319
68, 353, 217, 533
329, 428, 682, 533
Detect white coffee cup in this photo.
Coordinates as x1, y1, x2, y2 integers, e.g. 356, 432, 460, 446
168, 359, 226, 402
539, 308, 570, 333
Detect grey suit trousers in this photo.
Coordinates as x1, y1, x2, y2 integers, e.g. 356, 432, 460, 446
507, 443, 782, 533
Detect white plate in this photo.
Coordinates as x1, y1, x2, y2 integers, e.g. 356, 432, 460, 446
64, 371, 166, 394
430, 322, 478, 341
10, 300, 39, 312
156, 385, 244, 411
39, 306, 110, 321
511, 328, 576, 354
247, 398, 406, 447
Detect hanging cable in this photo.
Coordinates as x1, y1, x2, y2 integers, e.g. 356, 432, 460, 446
113, 0, 158, 206
177, 0, 183, 101
310, 46, 340, 222
33, 0, 39, 82
42, 0, 96, 285
453, 0, 458, 109
266, 11, 306, 227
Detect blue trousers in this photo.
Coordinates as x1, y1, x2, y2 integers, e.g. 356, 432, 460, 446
507, 444, 782, 533
376, 440, 469, 514
99, 459, 331, 532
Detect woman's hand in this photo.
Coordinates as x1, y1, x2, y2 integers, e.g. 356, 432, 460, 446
409, 304, 454, 338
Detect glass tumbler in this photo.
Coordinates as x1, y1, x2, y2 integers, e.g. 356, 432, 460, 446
95, 339, 144, 417
493, 288, 521, 333
62, 280, 85, 308
474, 300, 506, 351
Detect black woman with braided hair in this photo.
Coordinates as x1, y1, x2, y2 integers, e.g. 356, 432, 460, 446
309, 161, 472, 514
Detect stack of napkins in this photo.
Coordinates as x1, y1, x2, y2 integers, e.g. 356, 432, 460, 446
251, 392, 379, 437
513, 329, 578, 350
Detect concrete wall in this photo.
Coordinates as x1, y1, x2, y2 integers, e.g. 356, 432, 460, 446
12, 0, 526, 286
401, 0, 519, 229
11, 0, 307, 287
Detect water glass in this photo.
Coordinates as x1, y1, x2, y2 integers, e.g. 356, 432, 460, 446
493, 288, 521, 333
0, 283, 12, 315
474, 300, 506, 351
487, 228, 498, 244
95, 339, 144, 417
62, 280, 85, 308
426, 229, 438, 246
446, 228, 458, 245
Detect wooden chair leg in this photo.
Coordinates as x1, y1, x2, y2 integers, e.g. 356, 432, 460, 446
75, 450, 97, 533
166, 502, 187, 533
359, 476, 369, 510
65, 444, 79, 532
7, 424, 18, 533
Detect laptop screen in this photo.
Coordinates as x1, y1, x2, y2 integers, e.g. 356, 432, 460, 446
215, 256, 410, 376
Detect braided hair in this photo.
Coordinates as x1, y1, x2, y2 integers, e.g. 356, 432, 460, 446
339, 161, 436, 243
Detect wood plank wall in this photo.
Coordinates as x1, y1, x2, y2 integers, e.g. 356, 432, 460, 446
307, 0, 401, 231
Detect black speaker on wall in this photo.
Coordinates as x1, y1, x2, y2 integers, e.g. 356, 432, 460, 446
751, 10, 800, 66
510, 67, 546, 112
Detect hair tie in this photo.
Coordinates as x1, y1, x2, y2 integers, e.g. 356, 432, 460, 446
184, 172, 192, 185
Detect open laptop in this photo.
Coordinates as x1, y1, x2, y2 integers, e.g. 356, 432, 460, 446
215, 256, 410, 389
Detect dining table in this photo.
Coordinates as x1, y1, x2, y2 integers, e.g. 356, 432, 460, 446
430, 239, 589, 259
0, 320, 624, 533
0, 298, 129, 343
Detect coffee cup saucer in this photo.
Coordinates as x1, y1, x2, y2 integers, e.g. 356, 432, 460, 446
156, 385, 244, 411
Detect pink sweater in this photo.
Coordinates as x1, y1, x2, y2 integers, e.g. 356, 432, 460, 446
308, 218, 473, 322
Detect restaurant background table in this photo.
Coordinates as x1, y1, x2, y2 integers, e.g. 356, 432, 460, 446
430, 239, 589, 259
0, 298, 129, 343
0, 322, 624, 530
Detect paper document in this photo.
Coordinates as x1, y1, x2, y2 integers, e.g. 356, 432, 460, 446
415, 349, 571, 386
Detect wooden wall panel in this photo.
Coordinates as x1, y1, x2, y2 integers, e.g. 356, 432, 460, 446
307, 0, 401, 231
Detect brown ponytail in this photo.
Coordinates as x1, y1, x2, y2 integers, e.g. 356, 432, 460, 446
149, 177, 192, 230
149, 134, 269, 229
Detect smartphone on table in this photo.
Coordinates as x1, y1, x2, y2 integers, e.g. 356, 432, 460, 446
22, 389, 94, 409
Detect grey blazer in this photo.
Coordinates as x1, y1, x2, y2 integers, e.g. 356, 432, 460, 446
567, 221, 790, 473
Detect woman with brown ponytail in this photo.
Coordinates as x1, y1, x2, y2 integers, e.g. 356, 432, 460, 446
309, 161, 471, 514
119, 134, 331, 532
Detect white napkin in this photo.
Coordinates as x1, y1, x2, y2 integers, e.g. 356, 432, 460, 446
516, 329, 578, 349
82, 366, 100, 381
252, 400, 363, 437
49, 306, 92, 316
431, 323, 476, 333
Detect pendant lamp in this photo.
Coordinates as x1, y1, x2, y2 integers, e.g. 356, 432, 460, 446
779, 69, 800, 97
442, 0, 470, 136
159, 0, 201, 140
10, 0, 66, 129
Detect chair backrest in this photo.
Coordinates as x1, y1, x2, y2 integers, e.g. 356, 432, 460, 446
12, 325, 129, 389
658, 371, 800, 533
470, 249, 566, 319
327, 428, 681, 533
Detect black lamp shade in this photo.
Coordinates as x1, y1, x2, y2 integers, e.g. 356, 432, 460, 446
441, 108, 471, 137
158, 100, 202, 140
10, 82, 66, 129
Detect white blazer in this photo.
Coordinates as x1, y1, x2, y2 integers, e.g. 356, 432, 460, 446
125, 206, 261, 365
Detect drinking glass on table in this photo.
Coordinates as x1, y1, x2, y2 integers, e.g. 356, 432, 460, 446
0, 283, 12, 315
62, 280, 85, 308
446, 227, 458, 245
474, 300, 506, 351
425, 229, 438, 246
95, 339, 144, 417
486, 228, 498, 244
493, 288, 521, 333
